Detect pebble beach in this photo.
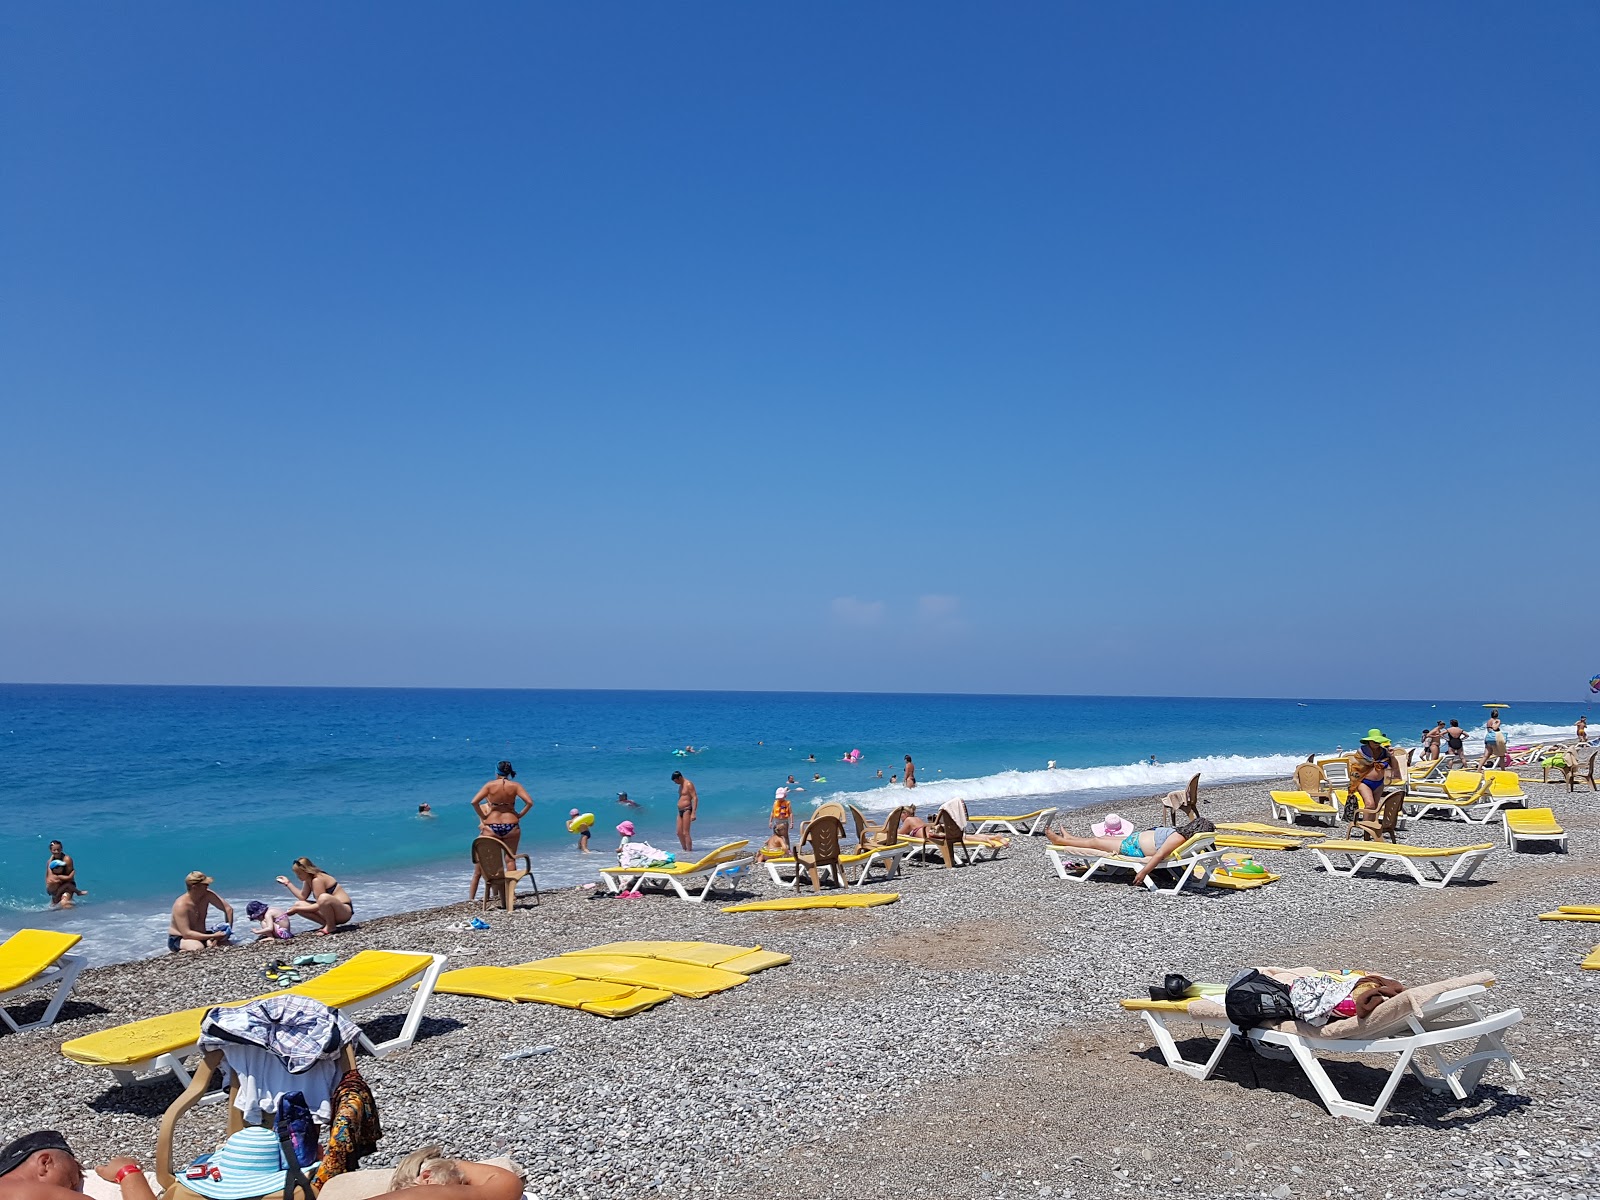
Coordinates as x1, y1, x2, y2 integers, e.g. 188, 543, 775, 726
2, 776, 1597, 1200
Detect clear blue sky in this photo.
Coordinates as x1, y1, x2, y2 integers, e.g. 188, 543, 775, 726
3, 4, 1596, 700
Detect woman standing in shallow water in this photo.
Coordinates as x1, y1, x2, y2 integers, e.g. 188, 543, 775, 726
45, 840, 86, 907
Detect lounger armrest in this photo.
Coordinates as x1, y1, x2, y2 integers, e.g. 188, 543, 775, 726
156, 1050, 225, 1190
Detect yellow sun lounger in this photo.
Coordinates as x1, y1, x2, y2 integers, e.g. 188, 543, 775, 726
597, 840, 756, 902
760, 842, 911, 888
61, 949, 445, 1087
1405, 771, 1511, 824
1267, 791, 1339, 826
1583, 946, 1600, 971
967, 807, 1058, 836
1215, 834, 1303, 851
434, 965, 672, 1018
568, 941, 792, 975
1502, 808, 1567, 853
1310, 840, 1495, 889
722, 893, 900, 912
0, 930, 87, 1035
1218, 821, 1328, 839
520, 954, 749, 999
1045, 833, 1222, 895
1538, 911, 1600, 922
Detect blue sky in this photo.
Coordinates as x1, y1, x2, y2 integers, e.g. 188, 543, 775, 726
2, 3, 1596, 700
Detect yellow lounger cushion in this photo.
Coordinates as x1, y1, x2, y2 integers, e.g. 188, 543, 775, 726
1559, 906, 1600, 915
1219, 822, 1327, 839
1269, 791, 1335, 811
1207, 870, 1282, 890
0, 930, 83, 992
1119, 998, 1197, 1013
723, 893, 900, 912
434, 966, 671, 1018
1316, 841, 1495, 857
1583, 946, 1600, 971
570, 941, 792, 974
969, 809, 1050, 822
62, 1005, 219, 1067
285, 950, 433, 1006
530, 955, 747, 999
1539, 912, 1600, 922
1215, 835, 1302, 851
1504, 809, 1563, 833
597, 840, 751, 877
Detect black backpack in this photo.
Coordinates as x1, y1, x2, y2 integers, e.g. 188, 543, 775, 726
1224, 968, 1295, 1030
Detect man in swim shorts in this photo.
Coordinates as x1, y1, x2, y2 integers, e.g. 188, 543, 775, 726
672, 770, 698, 851
167, 871, 233, 953
903, 755, 916, 788
0, 1130, 157, 1200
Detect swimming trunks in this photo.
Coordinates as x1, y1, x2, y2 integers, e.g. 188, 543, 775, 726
486, 822, 515, 836
167, 934, 183, 953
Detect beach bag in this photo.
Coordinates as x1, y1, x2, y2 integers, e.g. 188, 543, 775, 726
1340, 795, 1359, 822
1224, 968, 1295, 1030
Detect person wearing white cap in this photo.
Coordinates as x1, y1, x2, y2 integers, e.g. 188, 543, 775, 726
1044, 813, 1191, 887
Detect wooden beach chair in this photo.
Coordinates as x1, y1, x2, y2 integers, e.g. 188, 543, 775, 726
1309, 840, 1495, 889
1502, 807, 1567, 853
471, 835, 539, 911
967, 807, 1058, 836
792, 815, 847, 890
1045, 832, 1222, 896
849, 804, 908, 850
61, 949, 446, 1088
1119, 971, 1524, 1124
598, 839, 755, 902
0, 930, 88, 1035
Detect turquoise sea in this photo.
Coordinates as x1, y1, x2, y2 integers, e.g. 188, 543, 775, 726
0, 685, 1584, 964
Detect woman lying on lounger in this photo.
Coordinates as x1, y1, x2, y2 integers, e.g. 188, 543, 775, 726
1045, 813, 1197, 887
385, 1147, 523, 1200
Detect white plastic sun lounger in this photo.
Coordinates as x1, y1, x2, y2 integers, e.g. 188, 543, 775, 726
598, 840, 756, 902
967, 807, 1058, 836
1268, 791, 1339, 826
61, 949, 447, 1088
1310, 840, 1494, 889
1404, 771, 1516, 824
1045, 833, 1222, 896
0, 930, 88, 1035
761, 842, 912, 888
1502, 808, 1567, 853
1121, 973, 1524, 1124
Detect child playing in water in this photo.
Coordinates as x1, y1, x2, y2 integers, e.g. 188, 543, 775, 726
569, 809, 593, 853
246, 900, 293, 941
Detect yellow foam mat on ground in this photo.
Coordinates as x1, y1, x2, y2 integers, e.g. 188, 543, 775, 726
529, 955, 748, 999
0, 929, 83, 992
1583, 946, 1600, 971
722, 893, 900, 912
1207, 870, 1281, 890
434, 965, 672, 1018
1559, 906, 1600, 915
1539, 912, 1600, 922
1218, 822, 1328, 839
1215, 834, 1302, 851
1317, 841, 1496, 857
61, 1005, 219, 1067
572, 941, 792, 974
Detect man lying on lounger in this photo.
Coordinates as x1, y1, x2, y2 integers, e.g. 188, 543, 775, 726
0, 1131, 156, 1200
1046, 812, 1206, 887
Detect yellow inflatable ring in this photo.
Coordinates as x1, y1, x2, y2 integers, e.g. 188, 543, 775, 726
567, 812, 596, 833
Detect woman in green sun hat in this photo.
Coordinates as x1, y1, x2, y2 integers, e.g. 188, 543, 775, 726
1346, 729, 1393, 825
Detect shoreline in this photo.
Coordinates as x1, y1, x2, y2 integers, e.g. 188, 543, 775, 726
2, 775, 1596, 1198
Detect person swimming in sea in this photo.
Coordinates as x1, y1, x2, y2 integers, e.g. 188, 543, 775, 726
417, 803, 435, 818
616, 792, 640, 808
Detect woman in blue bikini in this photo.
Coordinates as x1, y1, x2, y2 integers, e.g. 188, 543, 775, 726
1044, 812, 1190, 887
471, 760, 534, 862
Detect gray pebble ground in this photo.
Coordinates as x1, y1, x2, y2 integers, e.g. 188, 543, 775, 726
1, 777, 1596, 1200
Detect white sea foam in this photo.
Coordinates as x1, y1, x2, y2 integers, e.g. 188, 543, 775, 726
810, 752, 1306, 814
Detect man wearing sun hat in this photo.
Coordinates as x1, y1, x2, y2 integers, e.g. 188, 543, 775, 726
1346, 729, 1393, 824
0, 1131, 156, 1200
167, 870, 234, 953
